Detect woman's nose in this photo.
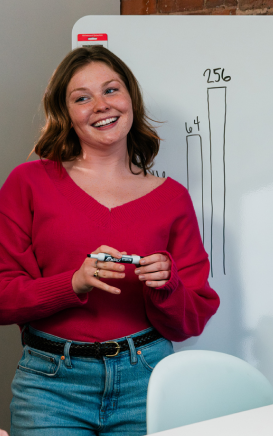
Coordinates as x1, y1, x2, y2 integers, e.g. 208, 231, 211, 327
93, 95, 110, 112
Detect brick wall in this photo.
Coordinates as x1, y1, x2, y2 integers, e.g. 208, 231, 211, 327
121, 0, 273, 15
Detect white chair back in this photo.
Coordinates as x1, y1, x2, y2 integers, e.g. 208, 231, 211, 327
147, 350, 273, 434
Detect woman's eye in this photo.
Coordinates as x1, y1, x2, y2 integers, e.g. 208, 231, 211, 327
105, 88, 118, 95
75, 96, 88, 102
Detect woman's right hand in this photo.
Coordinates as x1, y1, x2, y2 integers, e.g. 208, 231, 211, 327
72, 246, 126, 295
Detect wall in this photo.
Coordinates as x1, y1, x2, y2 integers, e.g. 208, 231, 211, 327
0, 2, 120, 432
121, 0, 273, 15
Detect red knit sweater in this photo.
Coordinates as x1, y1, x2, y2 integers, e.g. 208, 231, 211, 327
0, 160, 219, 342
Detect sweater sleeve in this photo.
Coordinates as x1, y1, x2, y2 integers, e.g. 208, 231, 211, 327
0, 166, 88, 326
142, 190, 220, 342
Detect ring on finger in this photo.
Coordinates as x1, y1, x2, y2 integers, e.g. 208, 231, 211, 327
94, 269, 100, 279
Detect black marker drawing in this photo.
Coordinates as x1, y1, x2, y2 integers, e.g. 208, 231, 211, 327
186, 134, 204, 244
207, 86, 227, 276
184, 70, 229, 276
150, 170, 166, 178
203, 68, 231, 84
185, 123, 192, 134
194, 116, 200, 131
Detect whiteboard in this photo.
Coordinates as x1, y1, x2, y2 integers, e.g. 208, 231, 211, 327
72, 16, 273, 384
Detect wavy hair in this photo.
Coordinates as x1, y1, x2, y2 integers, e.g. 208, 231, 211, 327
33, 46, 161, 175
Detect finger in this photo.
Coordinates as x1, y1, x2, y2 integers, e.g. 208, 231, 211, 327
97, 261, 125, 272
145, 280, 168, 288
135, 261, 170, 275
92, 279, 121, 294
139, 253, 169, 266
95, 268, 125, 280
86, 257, 99, 268
137, 270, 171, 282
92, 245, 123, 258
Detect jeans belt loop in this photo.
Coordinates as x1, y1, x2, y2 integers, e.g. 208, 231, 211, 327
21, 324, 28, 347
63, 341, 72, 368
126, 337, 138, 365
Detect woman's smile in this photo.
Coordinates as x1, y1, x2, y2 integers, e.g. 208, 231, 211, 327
92, 116, 119, 128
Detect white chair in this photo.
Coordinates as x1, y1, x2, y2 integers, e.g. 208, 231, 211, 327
146, 350, 273, 434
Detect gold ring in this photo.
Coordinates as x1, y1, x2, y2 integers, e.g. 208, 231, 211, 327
94, 269, 100, 278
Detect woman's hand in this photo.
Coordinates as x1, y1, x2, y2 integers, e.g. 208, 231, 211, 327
72, 246, 126, 295
134, 253, 171, 287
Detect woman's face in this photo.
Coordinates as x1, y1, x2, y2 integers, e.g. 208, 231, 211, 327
66, 61, 133, 151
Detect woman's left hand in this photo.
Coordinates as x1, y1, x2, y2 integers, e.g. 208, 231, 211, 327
134, 253, 171, 287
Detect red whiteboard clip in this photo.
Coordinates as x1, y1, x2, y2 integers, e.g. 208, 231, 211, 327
77, 34, 108, 49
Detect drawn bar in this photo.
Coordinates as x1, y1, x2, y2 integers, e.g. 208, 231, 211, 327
186, 134, 204, 243
207, 86, 227, 276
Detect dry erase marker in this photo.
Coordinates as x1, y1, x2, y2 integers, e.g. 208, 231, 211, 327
87, 253, 142, 265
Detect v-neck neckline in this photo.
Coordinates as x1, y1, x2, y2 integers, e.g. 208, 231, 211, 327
42, 159, 182, 228
60, 163, 169, 212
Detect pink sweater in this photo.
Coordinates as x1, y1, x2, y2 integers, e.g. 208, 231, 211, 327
0, 160, 219, 342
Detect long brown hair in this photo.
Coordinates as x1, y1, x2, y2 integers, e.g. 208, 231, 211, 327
33, 46, 161, 175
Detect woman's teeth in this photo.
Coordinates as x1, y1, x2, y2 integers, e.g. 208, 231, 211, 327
93, 117, 118, 127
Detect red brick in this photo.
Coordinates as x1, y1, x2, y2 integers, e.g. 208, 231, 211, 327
205, 0, 237, 7
206, 0, 224, 8
157, 0, 178, 13
237, 6, 271, 12
239, 0, 273, 9
121, 0, 157, 15
176, 0, 204, 10
181, 9, 211, 13
210, 6, 237, 12
182, 5, 237, 11
225, 0, 237, 6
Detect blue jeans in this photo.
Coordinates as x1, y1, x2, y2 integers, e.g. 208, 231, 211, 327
10, 326, 174, 435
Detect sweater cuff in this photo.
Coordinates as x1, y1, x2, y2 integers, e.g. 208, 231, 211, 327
36, 270, 88, 314
143, 250, 180, 304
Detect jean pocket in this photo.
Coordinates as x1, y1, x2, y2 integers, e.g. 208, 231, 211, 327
139, 339, 174, 372
17, 346, 61, 377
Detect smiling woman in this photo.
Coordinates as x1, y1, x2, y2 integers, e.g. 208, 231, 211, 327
34, 46, 159, 176
66, 62, 134, 154
0, 47, 219, 436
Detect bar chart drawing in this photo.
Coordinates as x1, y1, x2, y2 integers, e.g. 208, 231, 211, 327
186, 134, 204, 244
207, 86, 227, 276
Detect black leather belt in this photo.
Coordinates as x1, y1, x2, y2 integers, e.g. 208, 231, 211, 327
23, 327, 162, 359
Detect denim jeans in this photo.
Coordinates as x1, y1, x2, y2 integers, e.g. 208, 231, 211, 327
10, 326, 174, 435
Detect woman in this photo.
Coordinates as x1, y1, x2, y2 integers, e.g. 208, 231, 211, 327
0, 47, 220, 435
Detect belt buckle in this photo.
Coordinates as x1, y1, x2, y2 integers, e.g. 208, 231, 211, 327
105, 341, 121, 357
